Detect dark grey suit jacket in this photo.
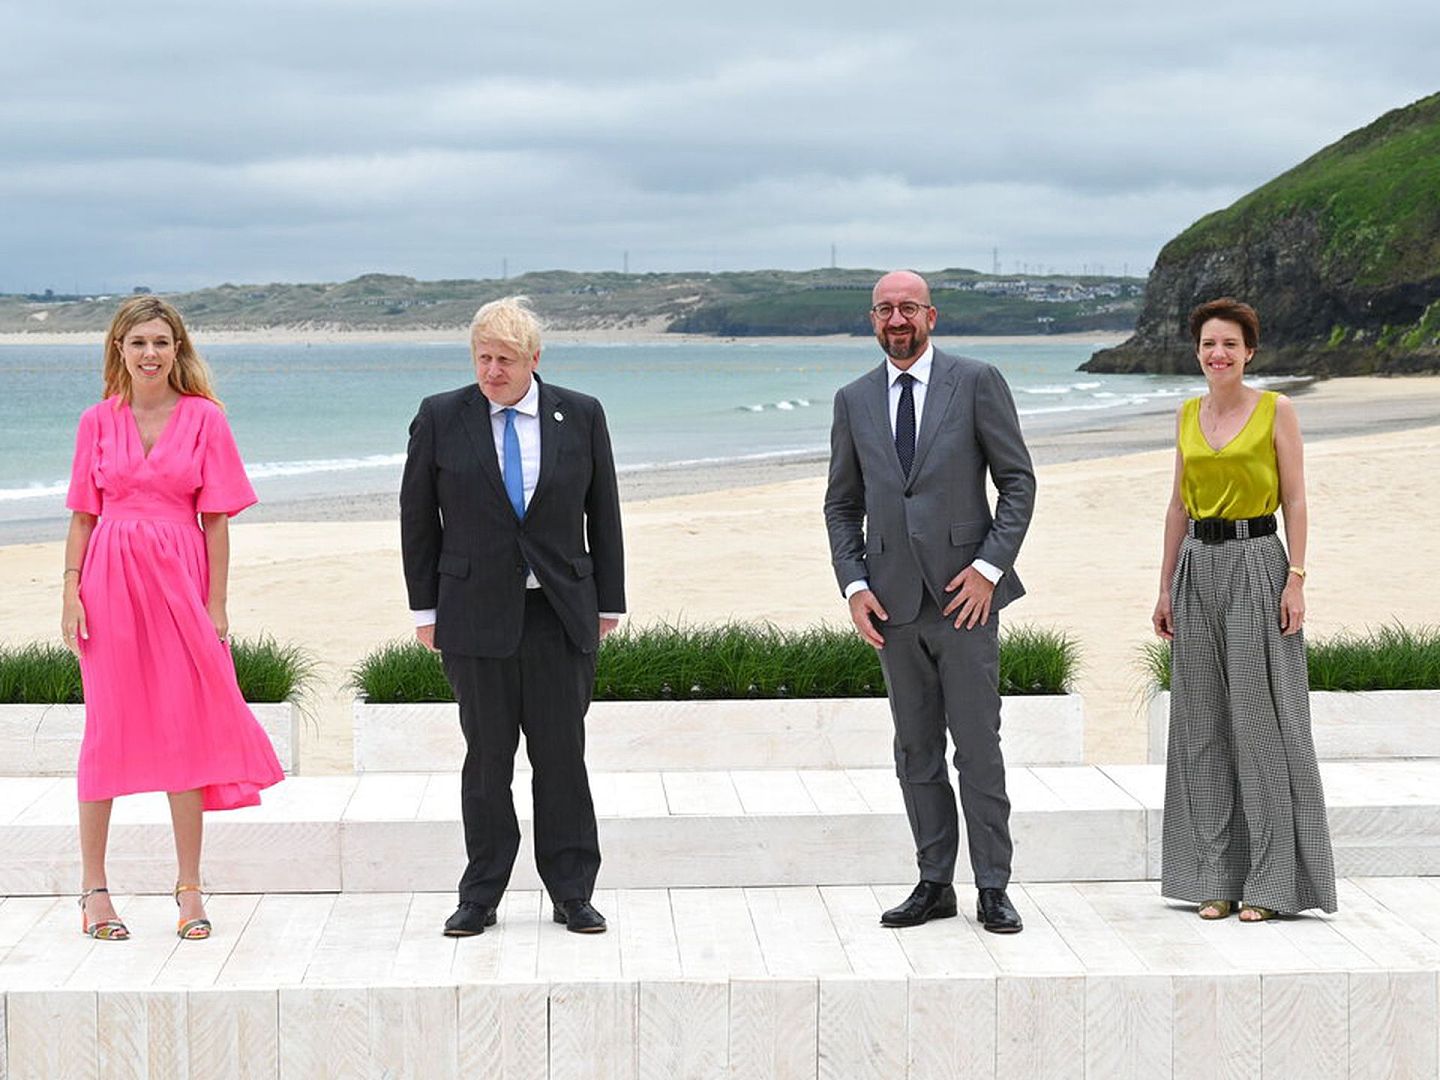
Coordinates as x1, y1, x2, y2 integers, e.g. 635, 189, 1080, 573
399, 377, 625, 657
824, 348, 1035, 625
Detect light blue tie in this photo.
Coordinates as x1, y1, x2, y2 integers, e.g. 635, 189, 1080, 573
502, 407, 525, 519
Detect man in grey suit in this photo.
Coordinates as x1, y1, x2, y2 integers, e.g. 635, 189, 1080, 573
824, 270, 1035, 933
400, 296, 625, 937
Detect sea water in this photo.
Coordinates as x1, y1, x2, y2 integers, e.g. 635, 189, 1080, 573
0, 337, 1207, 527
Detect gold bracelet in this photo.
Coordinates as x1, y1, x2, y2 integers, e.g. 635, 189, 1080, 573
1288, 565, 1307, 579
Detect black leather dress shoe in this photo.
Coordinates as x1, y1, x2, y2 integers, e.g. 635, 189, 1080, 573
553, 898, 607, 934
976, 888, 1023, 934
442, 903, 498, 937
880, 881, 958, 927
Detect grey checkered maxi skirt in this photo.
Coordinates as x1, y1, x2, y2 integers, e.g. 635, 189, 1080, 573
1161, 532, 1337, 913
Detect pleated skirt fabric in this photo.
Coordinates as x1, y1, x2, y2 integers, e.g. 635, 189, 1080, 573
1160, 532, 1337, 914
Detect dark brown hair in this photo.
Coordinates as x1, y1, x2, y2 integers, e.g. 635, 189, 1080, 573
1188, 297, 1259, 350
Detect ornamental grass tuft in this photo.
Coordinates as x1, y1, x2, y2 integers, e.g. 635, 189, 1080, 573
228, 635, 319, 703
0, 637, 316, 704
0, 643, 84, 704
1139, 623, 1440, 693
351, 622, 1079, 703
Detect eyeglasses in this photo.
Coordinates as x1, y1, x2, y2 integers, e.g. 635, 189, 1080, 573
870, 301, 932, 320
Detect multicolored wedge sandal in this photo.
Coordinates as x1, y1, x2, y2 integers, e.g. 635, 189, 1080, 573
174, 883, 212, 940
1239, 904, 1278, 922
1197, 900, 1235, 920
79, 886, 130, 940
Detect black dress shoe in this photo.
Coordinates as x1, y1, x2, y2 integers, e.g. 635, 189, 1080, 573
976, 887, 1023, 934
443, 903, 498, 937
880, 881, 958, 927
553, 898, 607, 934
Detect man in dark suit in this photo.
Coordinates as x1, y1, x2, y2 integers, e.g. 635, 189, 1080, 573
824, 270, 1036, 934
400, 296, 625, 936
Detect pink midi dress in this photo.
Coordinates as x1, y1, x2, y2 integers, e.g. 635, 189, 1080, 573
66, 394, 284, 810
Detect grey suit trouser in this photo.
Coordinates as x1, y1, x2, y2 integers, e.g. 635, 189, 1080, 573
878, 593, 1013, 889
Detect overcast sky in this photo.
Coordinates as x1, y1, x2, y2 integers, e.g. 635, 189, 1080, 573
3, 0, 1436, 293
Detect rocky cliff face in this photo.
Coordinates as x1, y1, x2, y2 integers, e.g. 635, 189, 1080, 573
1085, 94, 1440, 376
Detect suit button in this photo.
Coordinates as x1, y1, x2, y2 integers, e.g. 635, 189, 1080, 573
903, 491, 913, 498
517, 565, 526, 575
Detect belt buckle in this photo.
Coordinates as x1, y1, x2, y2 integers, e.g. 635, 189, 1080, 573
1195, 518, 1226, 545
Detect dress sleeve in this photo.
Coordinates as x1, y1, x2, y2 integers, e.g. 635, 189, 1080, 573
65, 408, 103, 515
196, 404, 258, 516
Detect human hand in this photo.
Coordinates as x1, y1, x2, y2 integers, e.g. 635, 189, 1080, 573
61, 593, 88, 657
1279, 577, 1305, 636
942, 566, 994, 629
848, 589, 888, 649
599, 616, 620, 641
1152, 593, 1174, 640
415, 623, 438, 653
207, 601, 229, 642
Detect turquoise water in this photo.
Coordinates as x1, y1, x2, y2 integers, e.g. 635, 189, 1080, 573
0, 338, 1207, 523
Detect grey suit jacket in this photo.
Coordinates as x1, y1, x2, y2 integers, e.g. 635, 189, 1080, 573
823, 348, 1036, 625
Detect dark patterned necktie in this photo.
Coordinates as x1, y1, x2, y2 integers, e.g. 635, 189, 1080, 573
895, 372, 916, 477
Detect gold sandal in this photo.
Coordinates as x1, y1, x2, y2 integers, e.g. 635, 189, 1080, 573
1197, 899, 1235, 920
1239, 904, 1278, 922
174, 883, 212, 940
79, 887, 130, 940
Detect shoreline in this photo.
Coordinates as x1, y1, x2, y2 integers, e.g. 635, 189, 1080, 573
3, 375, 1440, 545
0, 328, 1132, 348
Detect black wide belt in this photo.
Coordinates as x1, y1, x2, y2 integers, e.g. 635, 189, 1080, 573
1187, 514, 1277, 544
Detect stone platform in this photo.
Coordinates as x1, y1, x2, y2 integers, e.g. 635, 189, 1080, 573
2, 879, 1438, 1078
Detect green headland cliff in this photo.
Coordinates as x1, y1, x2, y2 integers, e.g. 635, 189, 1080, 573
1085, 92, 1440, 375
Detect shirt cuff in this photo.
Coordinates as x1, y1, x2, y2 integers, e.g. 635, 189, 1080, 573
971, 559, 1003, 585
843, 579, 870, 599
411, 609, 437, 627
599, 612, 624, 620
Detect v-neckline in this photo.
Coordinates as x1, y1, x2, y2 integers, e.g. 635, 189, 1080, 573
127, 395, 184, 461
1198, 391, 1263, 454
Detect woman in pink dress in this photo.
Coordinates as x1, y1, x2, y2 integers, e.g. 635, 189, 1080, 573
60, 297, 284, 941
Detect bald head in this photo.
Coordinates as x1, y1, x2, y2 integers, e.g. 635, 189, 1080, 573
870, 270, 936, 366
872, 270, 931, 306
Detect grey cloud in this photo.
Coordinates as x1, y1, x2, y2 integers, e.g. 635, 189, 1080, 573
3, 0, 1437, 291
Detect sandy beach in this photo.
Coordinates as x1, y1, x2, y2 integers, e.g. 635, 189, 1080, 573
2, 375, 1437, 773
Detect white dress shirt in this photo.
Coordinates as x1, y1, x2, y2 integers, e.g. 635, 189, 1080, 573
843, 344, 1003, 599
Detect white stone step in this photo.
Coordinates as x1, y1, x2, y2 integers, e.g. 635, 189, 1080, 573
2, 763, 1438, 895
2, 881, 1438, 1078
1146, 690, 1440, 762
353, 694, 1086, 772
0, 702, 301, 776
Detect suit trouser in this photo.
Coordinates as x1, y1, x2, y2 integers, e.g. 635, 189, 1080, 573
878, 593, 1012, 888
441, 589, 601, 907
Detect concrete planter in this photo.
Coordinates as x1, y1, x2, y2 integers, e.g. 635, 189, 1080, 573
0, 701, 301, 776
353, 693, 1086, 772
1147, 689, 1440, 762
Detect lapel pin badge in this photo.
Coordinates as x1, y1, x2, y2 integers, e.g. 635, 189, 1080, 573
554, 411, 564, 422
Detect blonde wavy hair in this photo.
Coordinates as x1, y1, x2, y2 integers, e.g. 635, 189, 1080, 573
469, 295, 543, 359
102, 296, 222, 405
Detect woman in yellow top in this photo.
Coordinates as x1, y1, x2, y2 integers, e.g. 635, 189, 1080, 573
1152, 298, 1336, 921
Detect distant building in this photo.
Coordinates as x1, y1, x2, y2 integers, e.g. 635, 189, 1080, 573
132, 285, 152, 294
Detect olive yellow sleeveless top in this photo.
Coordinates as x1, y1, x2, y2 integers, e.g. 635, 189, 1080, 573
1179, 390, 1280, 520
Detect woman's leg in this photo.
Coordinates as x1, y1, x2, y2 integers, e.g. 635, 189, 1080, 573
78, 797, 120, 924
168, 789, 207, 923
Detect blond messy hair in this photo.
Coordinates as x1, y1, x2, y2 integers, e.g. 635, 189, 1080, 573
102, 296, 222, 406
469, 295, 543, 360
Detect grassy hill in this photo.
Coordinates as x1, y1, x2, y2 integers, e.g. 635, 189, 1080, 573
1087, 92, 1440, 375
0, 268, 1141, 338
